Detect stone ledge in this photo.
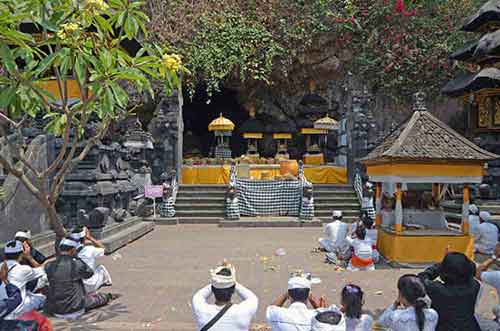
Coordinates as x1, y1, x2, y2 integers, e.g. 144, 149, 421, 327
219, 219, 322, 228
102, 221, 155, 254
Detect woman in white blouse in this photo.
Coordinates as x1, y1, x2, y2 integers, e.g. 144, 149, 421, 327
379, 274, 438, 331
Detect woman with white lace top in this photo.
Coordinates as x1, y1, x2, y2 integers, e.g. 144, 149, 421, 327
379, 274, 438, 331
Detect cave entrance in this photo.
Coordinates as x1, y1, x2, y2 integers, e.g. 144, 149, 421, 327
182, 87, 248, 159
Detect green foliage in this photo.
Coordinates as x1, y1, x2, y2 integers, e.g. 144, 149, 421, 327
186, 12, 285, 98
0, 0, 184, 136
149, 0, 485, 102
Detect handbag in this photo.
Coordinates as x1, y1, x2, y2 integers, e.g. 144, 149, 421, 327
200, 303, 233, 331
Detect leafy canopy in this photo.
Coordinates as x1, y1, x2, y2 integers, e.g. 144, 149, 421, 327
0, 0, 186, 136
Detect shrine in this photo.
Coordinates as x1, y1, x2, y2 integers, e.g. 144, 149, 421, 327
361, 93, 499, 263
443, 0, 500, 198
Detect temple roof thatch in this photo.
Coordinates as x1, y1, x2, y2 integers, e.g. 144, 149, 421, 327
442, 67, 500, 97
361, 110, 499, 163
462, 0, 500, 32
450, 40, 479, 62
450, 30, 500, 63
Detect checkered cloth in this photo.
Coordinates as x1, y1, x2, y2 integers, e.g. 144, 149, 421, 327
225, 198, 240, 220
215, 146, 232, 159
362, 207, 376, 220
236, 179, 301, 217
299, 197, 314, 220
159, 198, 175, 218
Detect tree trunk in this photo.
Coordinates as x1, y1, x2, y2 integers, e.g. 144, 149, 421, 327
45, 204, 66, 253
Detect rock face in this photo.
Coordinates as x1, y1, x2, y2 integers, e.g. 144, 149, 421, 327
0, 136, 51, 242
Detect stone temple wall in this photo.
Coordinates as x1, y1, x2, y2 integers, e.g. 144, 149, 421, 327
0, 135, 51, 242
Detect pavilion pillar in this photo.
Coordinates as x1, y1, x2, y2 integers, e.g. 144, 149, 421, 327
432, 183, 439, 201
395, 183, 403, 234
375, 182, 382, 227
462, 184, 470, 235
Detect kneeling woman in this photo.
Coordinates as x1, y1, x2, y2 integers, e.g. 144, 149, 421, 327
379, 274, 438, 331
345, 222, 375, 271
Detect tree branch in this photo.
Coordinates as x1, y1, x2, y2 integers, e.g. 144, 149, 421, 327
0, 153, 42, 200
41, 112, 73, 177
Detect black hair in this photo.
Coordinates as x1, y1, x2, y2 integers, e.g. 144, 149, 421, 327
288, 288, 310, 302
212, 285, 235, 302
315, 311, 342, 325
355, 222, 367, 240
341, 284, 363, 319
59, 244, 76, 253
398, 274, 427, 331
439, 252, 475, 285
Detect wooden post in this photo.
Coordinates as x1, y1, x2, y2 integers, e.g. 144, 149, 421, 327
395, 183, 403, 234
375, 182, 382, 227
432, 183, 439, 201
462, 184, 470, 235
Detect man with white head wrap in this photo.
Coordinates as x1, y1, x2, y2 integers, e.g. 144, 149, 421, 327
14, 230, 47, 266
475, 211, 498, 255
68, 226, 112, 293
0, 240, 46, 319
192, 261, 258, 331
44, 238, 117, 320
468, 205, 481, 240
318, 211, 350, 258
266, 275, 325, 331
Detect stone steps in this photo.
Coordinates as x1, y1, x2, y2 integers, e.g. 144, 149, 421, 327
313, 185, 361, 223
172, 184, 361, 225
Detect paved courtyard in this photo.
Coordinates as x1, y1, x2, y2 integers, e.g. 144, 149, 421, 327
52, 224, 498, 330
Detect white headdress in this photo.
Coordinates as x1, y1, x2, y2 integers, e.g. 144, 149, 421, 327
15, 230, 32, 240
4, 240, 23, 254
287, 276, 311, 290
69, 228, 86, 241
59, 238, 80, 248
480, 211, 491, 221
210, 264, 236, 289
332, 210, 343, 218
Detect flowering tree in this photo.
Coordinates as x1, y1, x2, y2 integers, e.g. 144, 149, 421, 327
147, 0, 482, 102
0, 0, 185, 237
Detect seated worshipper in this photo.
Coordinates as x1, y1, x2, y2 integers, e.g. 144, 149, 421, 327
418, 252, 481, 331
311, 309, 346, 331
1, 240, 46, 320
345, 222, 375, 271
475, 211, 499, 255
0, 263, 22, 320
468, 205, 481, 240
379, 274, 438, 331
355, 215, 379, 263
476, 243, 500, 323
192, 262, 258, 331
14, 230, 47, 265
44, 238, 117, 320
68, 226, 112, 293
318, 211, 350, 258
266, 275, 326, 331
328, 284, 373, 331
